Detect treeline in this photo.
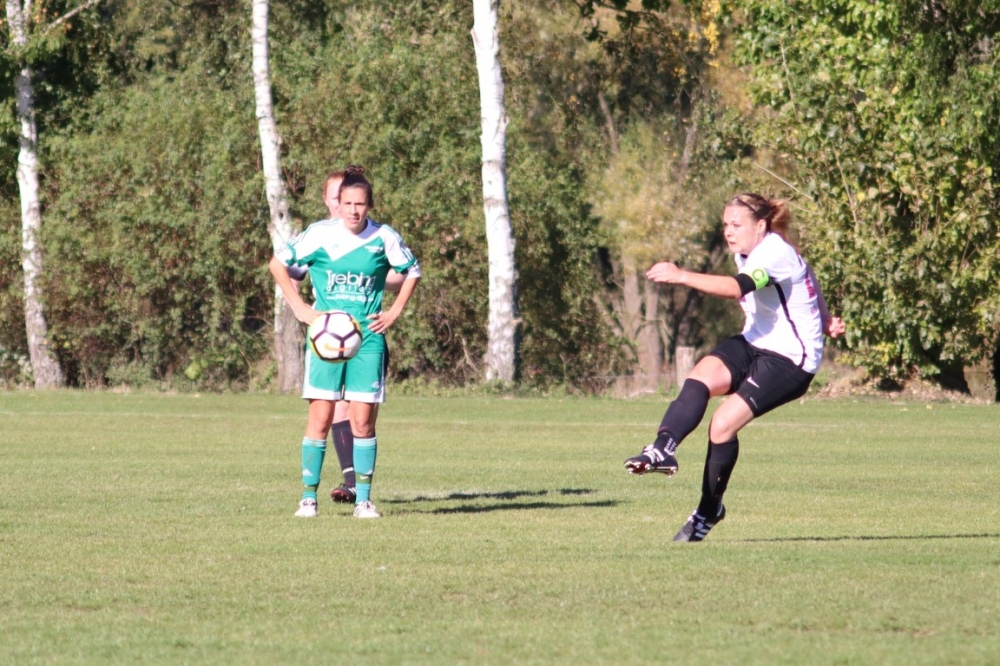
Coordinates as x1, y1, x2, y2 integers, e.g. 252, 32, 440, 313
2, 0, 999, 395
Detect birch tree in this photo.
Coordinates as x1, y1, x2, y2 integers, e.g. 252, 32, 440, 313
251, 0, 303, 391
471, 0, 517, 383
4, 0, 98, 388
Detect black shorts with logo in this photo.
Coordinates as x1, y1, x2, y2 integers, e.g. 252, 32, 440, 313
709, 335, 815, 417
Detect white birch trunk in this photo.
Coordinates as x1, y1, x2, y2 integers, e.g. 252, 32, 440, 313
252, 0, 304, 392
472, 0, 518, 383
6, 0, 65, 388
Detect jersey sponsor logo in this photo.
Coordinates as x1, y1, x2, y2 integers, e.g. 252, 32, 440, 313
365, 245, 385, 254
325, 270, 377, 293
328, 293, 370, 303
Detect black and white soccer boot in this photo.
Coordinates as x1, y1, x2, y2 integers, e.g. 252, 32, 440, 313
624, 444, 679, 476
330, 483, 357, 504
673, 503, 726, 542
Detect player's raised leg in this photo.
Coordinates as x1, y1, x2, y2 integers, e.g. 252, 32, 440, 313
625, 357, 732, 476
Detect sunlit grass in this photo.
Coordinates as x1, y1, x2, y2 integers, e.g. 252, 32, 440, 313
2, 391, 998, 664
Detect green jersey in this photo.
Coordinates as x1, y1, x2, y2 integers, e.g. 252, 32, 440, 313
276, 218, 420, 351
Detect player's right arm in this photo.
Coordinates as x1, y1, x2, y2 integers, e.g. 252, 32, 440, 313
269, 256, 319, 324
646, 261, 743, 299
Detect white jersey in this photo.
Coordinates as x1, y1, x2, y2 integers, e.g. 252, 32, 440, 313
734, 233, 824, 374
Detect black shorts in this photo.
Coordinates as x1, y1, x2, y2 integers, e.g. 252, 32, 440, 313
709, 335, 815, 417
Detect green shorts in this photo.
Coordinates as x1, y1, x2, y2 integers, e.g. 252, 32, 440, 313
302, 342, 387, 403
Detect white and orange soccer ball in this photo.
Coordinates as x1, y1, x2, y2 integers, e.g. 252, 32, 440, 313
307, 311, 363, 363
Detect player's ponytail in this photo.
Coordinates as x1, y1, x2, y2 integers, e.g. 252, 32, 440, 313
766, 198, 791, 241
340, 164, 375, 206
727, 193, 792, 240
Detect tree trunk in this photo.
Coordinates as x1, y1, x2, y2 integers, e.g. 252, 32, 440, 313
472, 0, 518, 384
600, 87, 666, 393
7, 0, 65, 388
252, 0, 304, 392
674, 345, 696, 386
620, 256, 662, 394
640, 278, 662, 389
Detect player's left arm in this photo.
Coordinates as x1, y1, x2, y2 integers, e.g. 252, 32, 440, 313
806, 263, 845, 339
384, 270, 405, 294
368, 275, 419, 334
369, 227, 421, 333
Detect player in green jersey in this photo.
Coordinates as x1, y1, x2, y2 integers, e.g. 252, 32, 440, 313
270, 165, 421, 518
286, 170, 405, 506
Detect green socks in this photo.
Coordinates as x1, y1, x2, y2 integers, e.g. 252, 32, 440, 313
301, 437, 326, 501
353, 436, 377, 503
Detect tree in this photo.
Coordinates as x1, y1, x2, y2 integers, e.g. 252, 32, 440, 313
472, 0, 518, 383
251, 0, 303, 392
0, 0, 634, 391
731, 0, 1000, 389
3, 0, 99, 387
552, 0, 731, 390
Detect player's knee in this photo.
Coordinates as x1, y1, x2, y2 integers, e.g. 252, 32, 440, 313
305, 419, 332, 440
687, 362, 731, 397
351, 417, 375, 438
332, 401, 351, 422
708, 416, 738, 443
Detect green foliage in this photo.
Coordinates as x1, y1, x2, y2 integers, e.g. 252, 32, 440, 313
268, 0, 622, 389
567, 0, 725, 118
506, 137, 628, 390
99, 0, 250, 82
0, 0, 636, 390
40, 66, 272, 387
731, 0, 1000, 384
0, 196, 25, 375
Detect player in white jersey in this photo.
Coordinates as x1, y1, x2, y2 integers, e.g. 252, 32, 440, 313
624, 193, 844, 541
270, 165, 421, 519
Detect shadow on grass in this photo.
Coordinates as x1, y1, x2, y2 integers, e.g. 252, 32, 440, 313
428, 500, 618, 515
385, 488, 595, 504
383, 488, 617, 515
741, 532, 1000, 543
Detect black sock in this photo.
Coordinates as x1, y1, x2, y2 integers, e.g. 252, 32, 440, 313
653, 379, 710, 453
696, 437, 739, 517
331, 420, 356, 486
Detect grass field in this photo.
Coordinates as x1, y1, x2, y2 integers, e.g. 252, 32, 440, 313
2, 390, 999, 665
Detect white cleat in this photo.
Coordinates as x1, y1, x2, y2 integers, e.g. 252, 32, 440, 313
295, 498, 318, 518
353, 500, 381, 519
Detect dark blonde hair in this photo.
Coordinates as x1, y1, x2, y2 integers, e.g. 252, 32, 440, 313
726, 193, 791, 239
339, 164, 374, 207
322, 169, 346, 200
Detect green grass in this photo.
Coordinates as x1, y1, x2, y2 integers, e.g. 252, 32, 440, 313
1, 391, 998, 665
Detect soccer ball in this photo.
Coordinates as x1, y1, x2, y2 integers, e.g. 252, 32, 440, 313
307, 311, 362, 363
